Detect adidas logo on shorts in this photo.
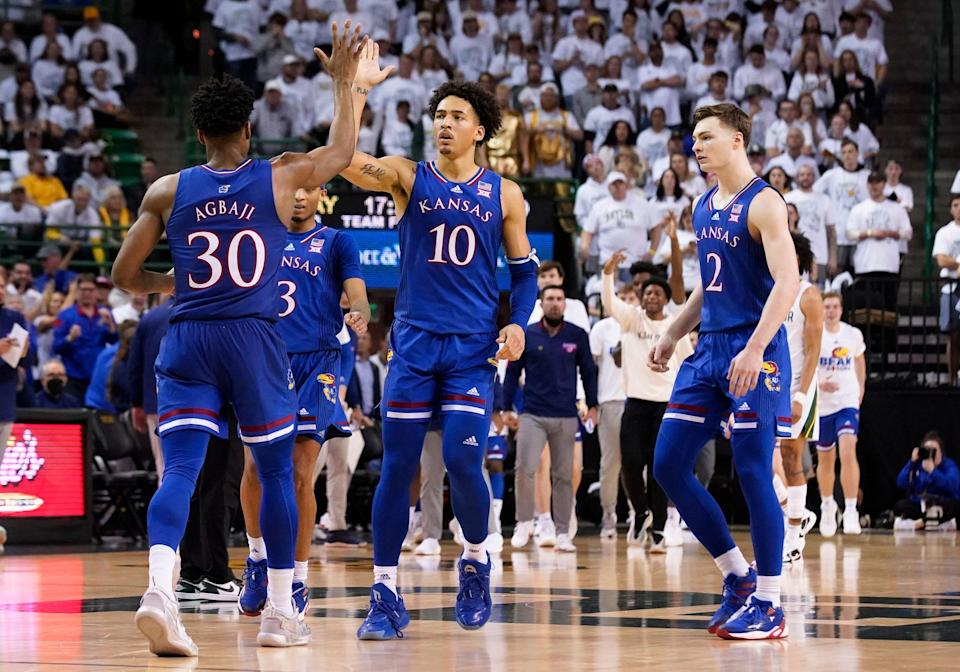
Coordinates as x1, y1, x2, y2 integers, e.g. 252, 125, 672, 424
466, 387, 480, 396
738, 402, 751, 411
462, 435, 479, 447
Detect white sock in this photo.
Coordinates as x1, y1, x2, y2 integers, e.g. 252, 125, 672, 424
247, 535, 266, 562
373, 565, 398, 596
667, 506, 680, 524
293, 560, 308, 584
148, 545, 177, 598
714, 547, 750, 578
493, 499, 503, 531
538, 512, 553, 524
754, 574, 781, 607
822, 495, 835, 508
462, 538, 487, 562
772, 474, 788, 510
787, 485, 807, 523
408, 506, 416, 524
267, 568, 295, 617
844, 497, 858, 513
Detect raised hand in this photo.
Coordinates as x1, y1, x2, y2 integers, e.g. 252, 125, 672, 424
315, 20, 366, 84
354, 38, 395, 90
603, 248, 628, 276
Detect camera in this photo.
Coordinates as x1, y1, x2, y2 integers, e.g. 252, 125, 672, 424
919, 446, 934, 461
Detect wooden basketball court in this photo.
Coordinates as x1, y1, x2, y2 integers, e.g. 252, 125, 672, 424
0, 530, 958, 671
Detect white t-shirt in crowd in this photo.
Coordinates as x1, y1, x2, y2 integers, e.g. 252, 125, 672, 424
449, 33, 494, 82
652, 228, 700, 292
732, 62, 786, 101
574, 178, 609, 229
818, 322, 865, 415
589, 316, 627, 404
834, 33, 888, 81
813, 166, 869, 245
583, 104, 636, 145
764, 118, 814, 153
637, 62, 682, 126
584, 193, 658, 267
0, 202, 44, 238
212, 0, 260, 62
932, 220, 960, 291
552, 35, 605, 94
686, 62, 730, 99
784, 188, 836, 265
635, 126, 671, 167
845, 197, 913, 274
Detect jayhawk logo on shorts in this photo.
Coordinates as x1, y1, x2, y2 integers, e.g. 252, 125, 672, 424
318, 373, 336, 385
761, 361, 781, 392
287, 369, 295, 390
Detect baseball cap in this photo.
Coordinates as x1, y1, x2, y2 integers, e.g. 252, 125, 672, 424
372, 28, 390, 42
83, 6, 100, 20
747, 143, 765, 156
581, 153, 602, 169
540, 82, 559, 94
416, 10, 431, 22
570, 9, 587, 22
95, 275, 113, 287
462, 10, 478, 21
10, 183, 25, 193
282, 54, 302, 65
605, 171, 628, 186
36, 244, 62, 260
264, 80, 282, 93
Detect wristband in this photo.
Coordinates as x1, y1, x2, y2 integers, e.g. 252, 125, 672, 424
792, 391, 807, 406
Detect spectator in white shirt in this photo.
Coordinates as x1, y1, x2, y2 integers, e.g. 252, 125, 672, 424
381, 100, 416, 158
48, 83, 95, 143
833, 11, 888, 86
29, 13, 74, 63
74, 154, 121, 208
650, 132, 699, 183
883, 159, 914, 213
784, 163, 838, 280
659, 20, 694, 73
843, 0, 893, 40
552, 10, 605, 98
775, 0, 805, 43
583, 84, 637, 154
0, 21, 27, 64
517, 62, 549, 112
284, 0, 321, 62
489, 33, 527, 85
212, 0, 261, 91
933, 195, 960, 379
837, 100, 879, 165
846, 171, 912, 308
764, 98, 813, 157
693, 70, 735, 118
788, 48, 835, 110
733, 44, 786, 103
9, 130, 57, 179
449, 12, 495, 81
251, 81, 298, 154
581, 170, 660, 279
417, 46, 448, 96
403, 12, 453, 65
0, 185, 43, 242
32, 41, 66, 102
604, 9, 649, 84
328, 0, 374, 40
686, 38, 730, 101
744, 0, 786, 50
78, 39, 125, 91
649, 168, 691, 232
498, 0, 533, 44
761, 24, 792, 73
637, 42, 683, 127
797, 90, 828, 149
72, 6, 137, 78
575, 153, 609, 233
767, 127, 820, 180
672, 151, 707, 199
790, 22, 834, 72
636, 106, 671, 172
369, 54, 428, 124
45, 184, 101, 246
268, 54, 314, 136
814, 138, 869, 270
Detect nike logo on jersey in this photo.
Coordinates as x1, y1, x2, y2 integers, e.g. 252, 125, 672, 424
285, 243, 296, 251
463, 435, 479, 446
450, 184, 463, 193
466, 387, 480, 396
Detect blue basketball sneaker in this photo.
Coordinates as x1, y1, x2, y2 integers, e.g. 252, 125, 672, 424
716, 597, 788, 640
356, 584, 410, 640
238, 558, 268, 617
706, 567, 757, 633
292, 581, 309, 619
455, 554, 492, 630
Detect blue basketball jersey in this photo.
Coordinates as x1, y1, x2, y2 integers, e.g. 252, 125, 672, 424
166, 159, 286, 323
693, 176, 777, 333
394, 161, 503, 336
277, 219, 363, 353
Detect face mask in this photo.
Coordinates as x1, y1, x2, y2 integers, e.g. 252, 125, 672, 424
46, 378, 64, 396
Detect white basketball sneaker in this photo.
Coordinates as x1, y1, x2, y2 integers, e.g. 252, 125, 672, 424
486, 532, 504, 554
414, 538, 441, 556
555, 534, 576, 553
511, 521, 534, 548
842, 508, 862, 535
257, 602, 311, 647
782, 524, 805, 564
536, 519, 557, 547
135, 582, 198, 657
820, 500, 838, 538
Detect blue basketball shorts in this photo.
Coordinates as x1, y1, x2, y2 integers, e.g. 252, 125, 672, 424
486, 435, 507, 461
155, 318, 297, 445
290, 349, 351, 445
663, 327, 792, 438
382, 320, 499, 424
816, 408, 860, 450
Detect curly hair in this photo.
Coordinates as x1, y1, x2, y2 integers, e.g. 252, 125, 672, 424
791, 231, 815, 276
427, 80, 502, 146
190, 74, 255, 139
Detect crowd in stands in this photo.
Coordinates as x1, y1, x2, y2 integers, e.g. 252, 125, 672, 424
0, 6, 147, 269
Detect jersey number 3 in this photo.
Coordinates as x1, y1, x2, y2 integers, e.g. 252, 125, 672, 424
187, 230, 266, 289
427, 223, 476, 266
705, 252, 723, 292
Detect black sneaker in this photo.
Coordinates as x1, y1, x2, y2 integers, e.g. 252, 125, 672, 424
325, 529, 367, 547
175, 576, 242, 602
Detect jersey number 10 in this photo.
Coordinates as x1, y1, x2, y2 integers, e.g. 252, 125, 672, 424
428, 223, 476, 266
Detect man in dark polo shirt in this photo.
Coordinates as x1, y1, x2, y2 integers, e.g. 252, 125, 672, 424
501, 284, 598, 553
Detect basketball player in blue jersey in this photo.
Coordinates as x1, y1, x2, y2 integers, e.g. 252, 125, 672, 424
237, 184, 369, 619
110, 23, 367, 656
339, 43, 539, 639
648, 104, 800, 640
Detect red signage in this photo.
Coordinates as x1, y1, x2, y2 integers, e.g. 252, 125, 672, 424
0, 423, 85, 518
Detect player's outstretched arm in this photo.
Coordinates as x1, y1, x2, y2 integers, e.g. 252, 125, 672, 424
274, 21, 365, 189
726, 188, 801, 397
498, 179, 538, 362
112, 174, 177, 295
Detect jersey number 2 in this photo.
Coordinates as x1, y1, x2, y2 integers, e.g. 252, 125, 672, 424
427, 223, 476, 266
187, 230, 266, 289
705, 252, 723, 292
